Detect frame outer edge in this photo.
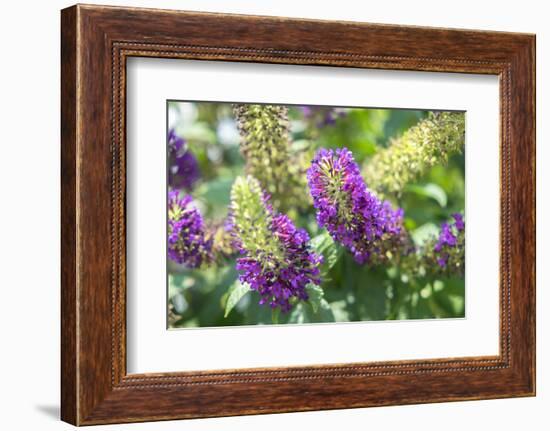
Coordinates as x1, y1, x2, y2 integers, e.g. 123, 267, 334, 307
519, 34, 536, 395
501, 35, 536, 396
531, 34, 536, 396
61, 5, 79, 426
60, 4, 536, 425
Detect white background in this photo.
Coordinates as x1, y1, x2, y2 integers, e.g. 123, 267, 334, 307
127, 60, 499, 373
0, 0, 547, 430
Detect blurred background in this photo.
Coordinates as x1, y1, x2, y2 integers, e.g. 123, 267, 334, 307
167, 101, 465, 328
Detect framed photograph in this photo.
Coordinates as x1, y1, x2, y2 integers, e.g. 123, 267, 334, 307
61, 4, 535, 425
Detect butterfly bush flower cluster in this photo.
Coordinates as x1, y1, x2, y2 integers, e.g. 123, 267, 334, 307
233, 104, 309, 212
363, 112, 465, 198
167, 190, 213, 268
307, 148, 405, 265
229, 175, 322, 312
428, 213, 465, 275
168, 129, 201, 190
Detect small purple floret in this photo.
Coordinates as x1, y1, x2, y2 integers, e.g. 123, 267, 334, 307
453, 213, 465, 231
167, 190, 212, 268
433, 213, 465, 269
168, 129, 201, 190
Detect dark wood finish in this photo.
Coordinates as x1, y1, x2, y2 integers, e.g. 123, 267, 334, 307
60, 5, 78, 425
61, 4, 536, 425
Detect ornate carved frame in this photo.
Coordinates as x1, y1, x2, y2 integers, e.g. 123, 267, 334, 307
61, 4, 535, 425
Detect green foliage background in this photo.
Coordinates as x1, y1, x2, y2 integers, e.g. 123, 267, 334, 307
168, 102, 465, 328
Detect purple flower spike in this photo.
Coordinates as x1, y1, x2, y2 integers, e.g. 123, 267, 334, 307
168, 129, 201, 190
453, 213, 465, 231
167, 190, 212, 268
235, 215, 322, 312
230, 176, 322, 312
307, 148, 404, 264
432, 213, 465, 273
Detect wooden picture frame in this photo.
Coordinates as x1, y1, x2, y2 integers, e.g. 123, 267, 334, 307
61, 4, 535, 425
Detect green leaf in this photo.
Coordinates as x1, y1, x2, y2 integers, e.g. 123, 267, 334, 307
432, 279, 465, 317
305, 284, 330, 314
329, 300, 350, 322
309, 231, 331, 253
181, 122, 217, 144
195, 177, 234, 207
411, 222, 439, 247
405, 183, 447, 207
290, 139, 312, 152
287, 303, 310, 324
171, 293, 188, 315
224, 280, 251, 317
310, 231, 341, 275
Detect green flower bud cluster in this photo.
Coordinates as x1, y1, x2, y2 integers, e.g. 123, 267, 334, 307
363, 112, 465, 199
229, 175, 322, 311
233, 104, 309, 213
229, 175, 283, 262
210, 222, 236, 262
402, 214, 465, 278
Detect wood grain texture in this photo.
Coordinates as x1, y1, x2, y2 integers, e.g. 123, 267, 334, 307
60, 5, 78, 425
60, 4, 536, 425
